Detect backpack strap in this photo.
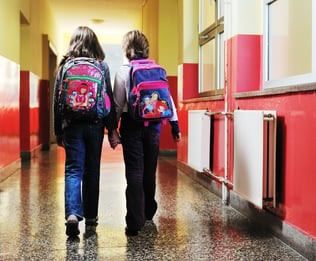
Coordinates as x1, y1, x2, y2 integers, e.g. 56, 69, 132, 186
130, 59, 155, 66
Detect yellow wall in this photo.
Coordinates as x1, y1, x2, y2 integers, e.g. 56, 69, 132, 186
56, 0, 179, 77
142, 0, 159, 61
20, 0, 57, 79
181, 0, 199, 64
20, 25, 31, 70
178, 0, 183, 64
158, 0, 178, 76
20, 0, 31, 23
200, 0, 216, 32
58, 26, 132, 64
230, 0, 262, 37
0, 0, 20, 63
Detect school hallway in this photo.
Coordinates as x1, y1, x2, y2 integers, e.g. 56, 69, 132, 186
0, 140, 306, 261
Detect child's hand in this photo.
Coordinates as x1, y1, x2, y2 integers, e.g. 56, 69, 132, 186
172, 132, 181, 142
108, 130, 121, 149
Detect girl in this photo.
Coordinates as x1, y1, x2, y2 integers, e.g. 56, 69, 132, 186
53, 26, 120, 237
113, 30, 181, 236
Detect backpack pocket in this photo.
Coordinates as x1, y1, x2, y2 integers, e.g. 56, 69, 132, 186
65, 75, 101, 110
135, 81, 173, 121
59, 59, 111, 121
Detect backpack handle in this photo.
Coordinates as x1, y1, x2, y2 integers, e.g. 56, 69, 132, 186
73, 57, 95, 64
130, 59, 155, 66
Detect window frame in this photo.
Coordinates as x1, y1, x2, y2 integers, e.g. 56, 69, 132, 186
263, 0, 316, 89
198, 0, 225, 97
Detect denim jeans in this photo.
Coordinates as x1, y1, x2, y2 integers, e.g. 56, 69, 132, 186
120, 114, 161, 230
63, 121, 104, 221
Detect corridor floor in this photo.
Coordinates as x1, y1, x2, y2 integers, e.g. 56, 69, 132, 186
0, 141, 307, 260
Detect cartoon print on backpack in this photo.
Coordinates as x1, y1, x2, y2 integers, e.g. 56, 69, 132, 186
69, 84, 93, 108
128, 59, 174, 125
158, 101, 172, 117
140, 92, 172, 118
142, 96, 153, 116
58, 57, 111, 121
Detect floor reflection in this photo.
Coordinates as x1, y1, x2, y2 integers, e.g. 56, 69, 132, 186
0, 142, 307, 260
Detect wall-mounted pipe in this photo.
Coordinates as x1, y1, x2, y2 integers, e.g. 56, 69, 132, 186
204, 111, 233, 116
204, 110, 233, 205
264, 113, 275, 121
203, 168, 233, 187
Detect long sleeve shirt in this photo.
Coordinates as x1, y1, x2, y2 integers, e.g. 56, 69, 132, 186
113, 64, 179, 121
113, 63, 180, 134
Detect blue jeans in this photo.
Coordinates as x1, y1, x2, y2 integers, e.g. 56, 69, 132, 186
63, 121, 104, 221
120, 114, 161, 230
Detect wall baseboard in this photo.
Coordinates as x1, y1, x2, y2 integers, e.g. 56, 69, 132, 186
0, 158, 21, 182
0, 144, 45, 183
159, 149, 177, 157
177, 160, 315, 261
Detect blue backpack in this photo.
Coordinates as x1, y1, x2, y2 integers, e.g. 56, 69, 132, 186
58, 57, 111, 122
128, 59, 174, 126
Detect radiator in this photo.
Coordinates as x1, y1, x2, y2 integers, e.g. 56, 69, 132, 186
233, 110, 277, 209
188, 110, 211, 172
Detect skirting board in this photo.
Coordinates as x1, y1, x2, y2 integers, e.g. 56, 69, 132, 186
0, 158, 21, 182
177, 160, 316, 261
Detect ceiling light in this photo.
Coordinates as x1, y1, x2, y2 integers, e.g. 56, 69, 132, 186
91, 18, 105, 24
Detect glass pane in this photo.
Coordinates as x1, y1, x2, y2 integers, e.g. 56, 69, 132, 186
268, 0, 312, 81
200, 39, 216, 92
200, 0, 216, 32
217, 0, 224, 19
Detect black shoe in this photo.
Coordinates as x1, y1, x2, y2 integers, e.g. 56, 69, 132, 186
145, 203, 157, 221
84, 227, 97, 239
85, 217, 98, 227
125, 227, 139, 236
66, 220, 80, 237
85, 218, 98, 235
143, 220, 158, 235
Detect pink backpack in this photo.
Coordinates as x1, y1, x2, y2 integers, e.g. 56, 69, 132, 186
58, 57, 111, 121
128, 59, 174, 126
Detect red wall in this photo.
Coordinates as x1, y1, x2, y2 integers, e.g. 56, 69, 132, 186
229, 35, 262, 93
233, 93, 316, 238
20, 71, 41, 152
177, 63, 226, 175
160, 76, 179, 150
0, 57, 20, 169
20, 71, 30, 151
39, 80, 50, 146
179, 35, 316, 240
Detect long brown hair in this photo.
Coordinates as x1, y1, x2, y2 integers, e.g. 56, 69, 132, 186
59, 26, 105, 66
122, 30, 149, 61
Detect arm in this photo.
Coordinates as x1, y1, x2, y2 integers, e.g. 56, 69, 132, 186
102, 62, 118, 131
168, 95, 181, 142
113, 65, 130, 123
101, 62, 120, 149
53, 66, 64, 146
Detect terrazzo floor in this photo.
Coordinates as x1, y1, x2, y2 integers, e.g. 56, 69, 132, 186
0, 140, 307, 260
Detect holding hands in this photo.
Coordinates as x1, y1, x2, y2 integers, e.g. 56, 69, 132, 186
108, 129, 121, 149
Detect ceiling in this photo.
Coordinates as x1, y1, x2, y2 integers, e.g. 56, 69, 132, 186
49, 0, 145, 36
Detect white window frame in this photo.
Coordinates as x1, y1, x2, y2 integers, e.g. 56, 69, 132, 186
263, 0, 316, 89
198, 0, 225, 96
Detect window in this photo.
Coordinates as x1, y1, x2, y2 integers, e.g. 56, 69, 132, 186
199, 0, 225, 96
264, 0, 315, 88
